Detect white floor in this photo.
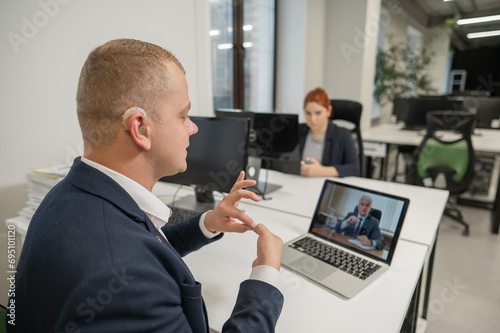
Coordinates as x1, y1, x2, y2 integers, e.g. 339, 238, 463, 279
423, 204, 500, 333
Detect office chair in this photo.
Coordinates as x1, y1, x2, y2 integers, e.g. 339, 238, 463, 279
0, 304, 6, 333
330, 99, 364, 175
370, 208, 382, 222
411, 111, 476, 236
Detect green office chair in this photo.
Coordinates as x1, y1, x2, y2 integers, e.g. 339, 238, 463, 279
411, 111, 476, 236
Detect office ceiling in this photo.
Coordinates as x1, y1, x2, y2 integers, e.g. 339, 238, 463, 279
407, 0, 500, 50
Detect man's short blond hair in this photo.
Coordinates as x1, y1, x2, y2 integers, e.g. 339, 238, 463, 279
76, 39, 185, 147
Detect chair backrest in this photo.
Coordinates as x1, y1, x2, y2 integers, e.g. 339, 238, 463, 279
370, 209, 382, 222
0, 304, 7, 333
413, 111, 475, 194
330, 99, 364, 174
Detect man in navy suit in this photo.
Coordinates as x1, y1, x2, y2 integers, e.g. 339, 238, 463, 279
9, 39, 284, 332
335, 195, 385, 250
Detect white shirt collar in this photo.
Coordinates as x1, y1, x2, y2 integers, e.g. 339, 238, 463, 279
81, 157, 172, 227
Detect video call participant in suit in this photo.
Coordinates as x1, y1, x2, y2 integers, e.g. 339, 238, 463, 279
300, 87, 360, 177
9, 39, 283, 333
335, 195, 386, 250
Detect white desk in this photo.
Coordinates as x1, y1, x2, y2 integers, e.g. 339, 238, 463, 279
363, 122, 500, 234
153, 177, 442, 332
363, 122, 500, 154
181, 202, 428, 333
248, 170, 448, 327
248, 170, 449, 247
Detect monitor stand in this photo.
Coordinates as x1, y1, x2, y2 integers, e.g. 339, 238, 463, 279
247, 163, 282, 199
169, 186, 220, 213
253, 181, 282, 195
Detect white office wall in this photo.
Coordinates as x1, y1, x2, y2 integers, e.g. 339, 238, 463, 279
323, 0, 381, 130
359, 0, 382, 129
277, 0, 381, 128
0, 0, 212, 223
426, 27, 451, 95
275, 0, 307, 118
303, 0, 326, 100
378, 5, 410, 122
323, 1, 366, 101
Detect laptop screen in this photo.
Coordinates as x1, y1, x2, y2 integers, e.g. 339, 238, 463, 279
309, 180, 410, 265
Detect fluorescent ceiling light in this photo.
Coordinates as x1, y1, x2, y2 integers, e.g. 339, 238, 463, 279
467, 30, 500, 39
242, 25, 253, 31
457, 14, 500, 25
209, 30, 220, 36
243, 42, 253, 48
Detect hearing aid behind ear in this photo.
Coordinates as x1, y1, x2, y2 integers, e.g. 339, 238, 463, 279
122, 107, 147, 131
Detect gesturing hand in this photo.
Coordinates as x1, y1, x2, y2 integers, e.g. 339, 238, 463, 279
204, 171, 261, 233
252, 224, 283, 271
347, 216, 359, 224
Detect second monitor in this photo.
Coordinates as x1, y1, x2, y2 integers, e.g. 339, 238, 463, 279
215, 110, 301, 174
215, 110, 301, 195
160, 116, 250, 208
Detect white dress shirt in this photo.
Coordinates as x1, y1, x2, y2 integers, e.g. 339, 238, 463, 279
80, 157, 281, 290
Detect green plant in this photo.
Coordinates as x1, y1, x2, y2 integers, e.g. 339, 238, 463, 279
374, 36, 438, 106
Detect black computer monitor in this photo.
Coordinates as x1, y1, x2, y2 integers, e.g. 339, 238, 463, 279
215, 110, 301, 174
464, 97, 500, 129
160, 116, 249, 205
399, 97, 465, 130
215, 110, 301, 196
252, 112, 301, 176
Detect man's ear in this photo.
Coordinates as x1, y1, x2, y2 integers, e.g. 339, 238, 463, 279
127, 113, 151, 150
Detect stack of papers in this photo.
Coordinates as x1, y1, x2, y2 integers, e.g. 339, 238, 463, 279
17, 165, 70, 222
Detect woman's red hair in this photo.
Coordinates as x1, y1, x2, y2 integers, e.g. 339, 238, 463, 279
303, 87, 330, 110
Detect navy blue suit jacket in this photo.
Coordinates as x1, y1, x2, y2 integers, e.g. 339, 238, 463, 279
299, 122, 360, 177
334, 212, 385, 250
8, 158, 283, 333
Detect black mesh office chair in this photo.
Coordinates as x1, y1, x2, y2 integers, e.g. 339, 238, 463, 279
330, 99, 364, 175
410, 111, 476, 236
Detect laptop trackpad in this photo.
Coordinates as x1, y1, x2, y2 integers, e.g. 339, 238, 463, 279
290, 256, 337, 281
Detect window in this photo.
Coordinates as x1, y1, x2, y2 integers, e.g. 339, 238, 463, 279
209, 0, 276, 111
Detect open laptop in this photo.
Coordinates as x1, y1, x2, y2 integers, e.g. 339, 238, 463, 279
281, 179, 410, 299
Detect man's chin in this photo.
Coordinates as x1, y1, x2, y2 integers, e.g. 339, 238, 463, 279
161, 164, 187, 178
173, 164, 188, 175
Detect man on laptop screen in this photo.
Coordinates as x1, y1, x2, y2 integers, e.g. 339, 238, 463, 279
334, 195, 385, 250
282, 179, 409, 298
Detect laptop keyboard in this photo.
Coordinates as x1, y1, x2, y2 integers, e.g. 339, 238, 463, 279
289, 236, 381, 280
168, 206, 201, 224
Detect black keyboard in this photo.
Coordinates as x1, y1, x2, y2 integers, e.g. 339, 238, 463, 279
169, 206, 201, 224
289, 236, 381, 280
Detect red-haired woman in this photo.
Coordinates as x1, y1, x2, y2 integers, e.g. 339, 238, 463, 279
300, 87, 359, 177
